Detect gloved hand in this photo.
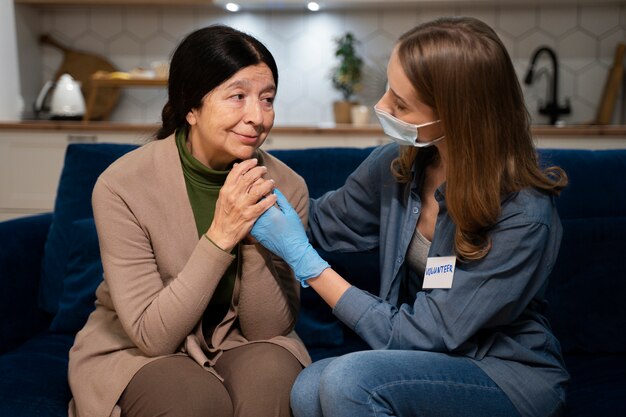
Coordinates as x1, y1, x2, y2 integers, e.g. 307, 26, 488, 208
251, 189, 330, 287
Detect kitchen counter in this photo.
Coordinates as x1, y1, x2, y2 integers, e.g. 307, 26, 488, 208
1, 120, 626, 136
0, 121, 625, 151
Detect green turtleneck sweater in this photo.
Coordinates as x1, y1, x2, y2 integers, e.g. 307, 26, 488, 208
175, 129, 237, 330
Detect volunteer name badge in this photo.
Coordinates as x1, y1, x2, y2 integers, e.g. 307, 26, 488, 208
422, 256, 457, 289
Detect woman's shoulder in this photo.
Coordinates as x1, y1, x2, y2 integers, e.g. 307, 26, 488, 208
99, 136, 174, 183
501, 187, 557, 226
361, 142, 401, 166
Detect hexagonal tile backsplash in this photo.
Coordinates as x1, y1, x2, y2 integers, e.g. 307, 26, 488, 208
36, 3, 626, 126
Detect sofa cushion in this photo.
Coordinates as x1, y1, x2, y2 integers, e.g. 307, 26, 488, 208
539, 149, 626, 220
0, 213, 53, 354
563, 353, 626, 417
539, 149, 626, 354
545, 217, 626, 353
50, 218, 103, 334
0, 332, 74, 417
39, 143, 138, 314
268, 147, 376, 198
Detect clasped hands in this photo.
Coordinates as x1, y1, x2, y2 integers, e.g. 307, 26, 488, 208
205, 158, 329, 286
251, 188, 330, 287
205, 158, 277, 252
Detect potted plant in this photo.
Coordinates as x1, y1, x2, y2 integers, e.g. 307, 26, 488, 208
331, 32, 363, 124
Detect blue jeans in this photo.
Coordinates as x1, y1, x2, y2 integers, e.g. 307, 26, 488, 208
290, 350, 522, 417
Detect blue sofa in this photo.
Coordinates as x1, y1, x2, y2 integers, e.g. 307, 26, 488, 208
0, 143, 624, 417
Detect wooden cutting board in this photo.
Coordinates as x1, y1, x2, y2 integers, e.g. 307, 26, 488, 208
40, 34, 121, 121
595, 42, 625, 125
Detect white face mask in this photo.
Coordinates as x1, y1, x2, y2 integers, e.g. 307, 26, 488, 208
374, 107, 445, 148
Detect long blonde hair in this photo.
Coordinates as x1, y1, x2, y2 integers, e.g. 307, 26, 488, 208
391, 17, 567, 261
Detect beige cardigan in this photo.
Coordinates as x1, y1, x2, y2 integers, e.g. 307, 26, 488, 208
68, 136, 311, 417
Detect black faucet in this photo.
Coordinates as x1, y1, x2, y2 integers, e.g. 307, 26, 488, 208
523, 46, 571, 125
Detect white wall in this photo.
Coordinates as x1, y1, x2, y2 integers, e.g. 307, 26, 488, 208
14, 3, 626, 125
0, 0, 23, 120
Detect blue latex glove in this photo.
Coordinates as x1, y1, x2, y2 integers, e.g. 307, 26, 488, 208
251, 189, 330, 287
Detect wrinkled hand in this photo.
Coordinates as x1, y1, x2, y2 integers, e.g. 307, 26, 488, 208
251, 189, 330, 287
206, 158, 277, 252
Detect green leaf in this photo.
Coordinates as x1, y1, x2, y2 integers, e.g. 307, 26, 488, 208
331, 32, 363, 101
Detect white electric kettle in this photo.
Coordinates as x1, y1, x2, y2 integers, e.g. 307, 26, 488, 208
34, 73, 86, 120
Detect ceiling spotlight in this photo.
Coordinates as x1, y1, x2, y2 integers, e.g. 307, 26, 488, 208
225, 2, 240, 12
307, 2, 320, 11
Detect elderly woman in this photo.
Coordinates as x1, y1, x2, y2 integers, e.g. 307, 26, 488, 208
68, 25, 309, 417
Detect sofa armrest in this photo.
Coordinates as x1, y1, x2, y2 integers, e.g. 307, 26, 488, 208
0, 213, 54, 354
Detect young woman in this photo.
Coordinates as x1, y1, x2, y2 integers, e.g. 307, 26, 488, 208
68, 25, 309, 417
251, 17, 569, 417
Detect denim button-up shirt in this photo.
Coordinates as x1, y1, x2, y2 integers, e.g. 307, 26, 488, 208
308, 143, 569, 417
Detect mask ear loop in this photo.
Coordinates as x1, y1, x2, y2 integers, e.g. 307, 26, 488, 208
414, 119, 442, 141
416, 132, 445, 145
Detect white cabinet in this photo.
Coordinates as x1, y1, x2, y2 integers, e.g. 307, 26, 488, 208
0, 134, 66, 221
0, 129, 145, 221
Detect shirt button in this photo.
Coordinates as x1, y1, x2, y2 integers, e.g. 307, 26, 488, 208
397, 255, 403, 263
413, 207, 419, 214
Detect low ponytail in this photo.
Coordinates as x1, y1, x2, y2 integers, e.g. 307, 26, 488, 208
155, 101, 185, 140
